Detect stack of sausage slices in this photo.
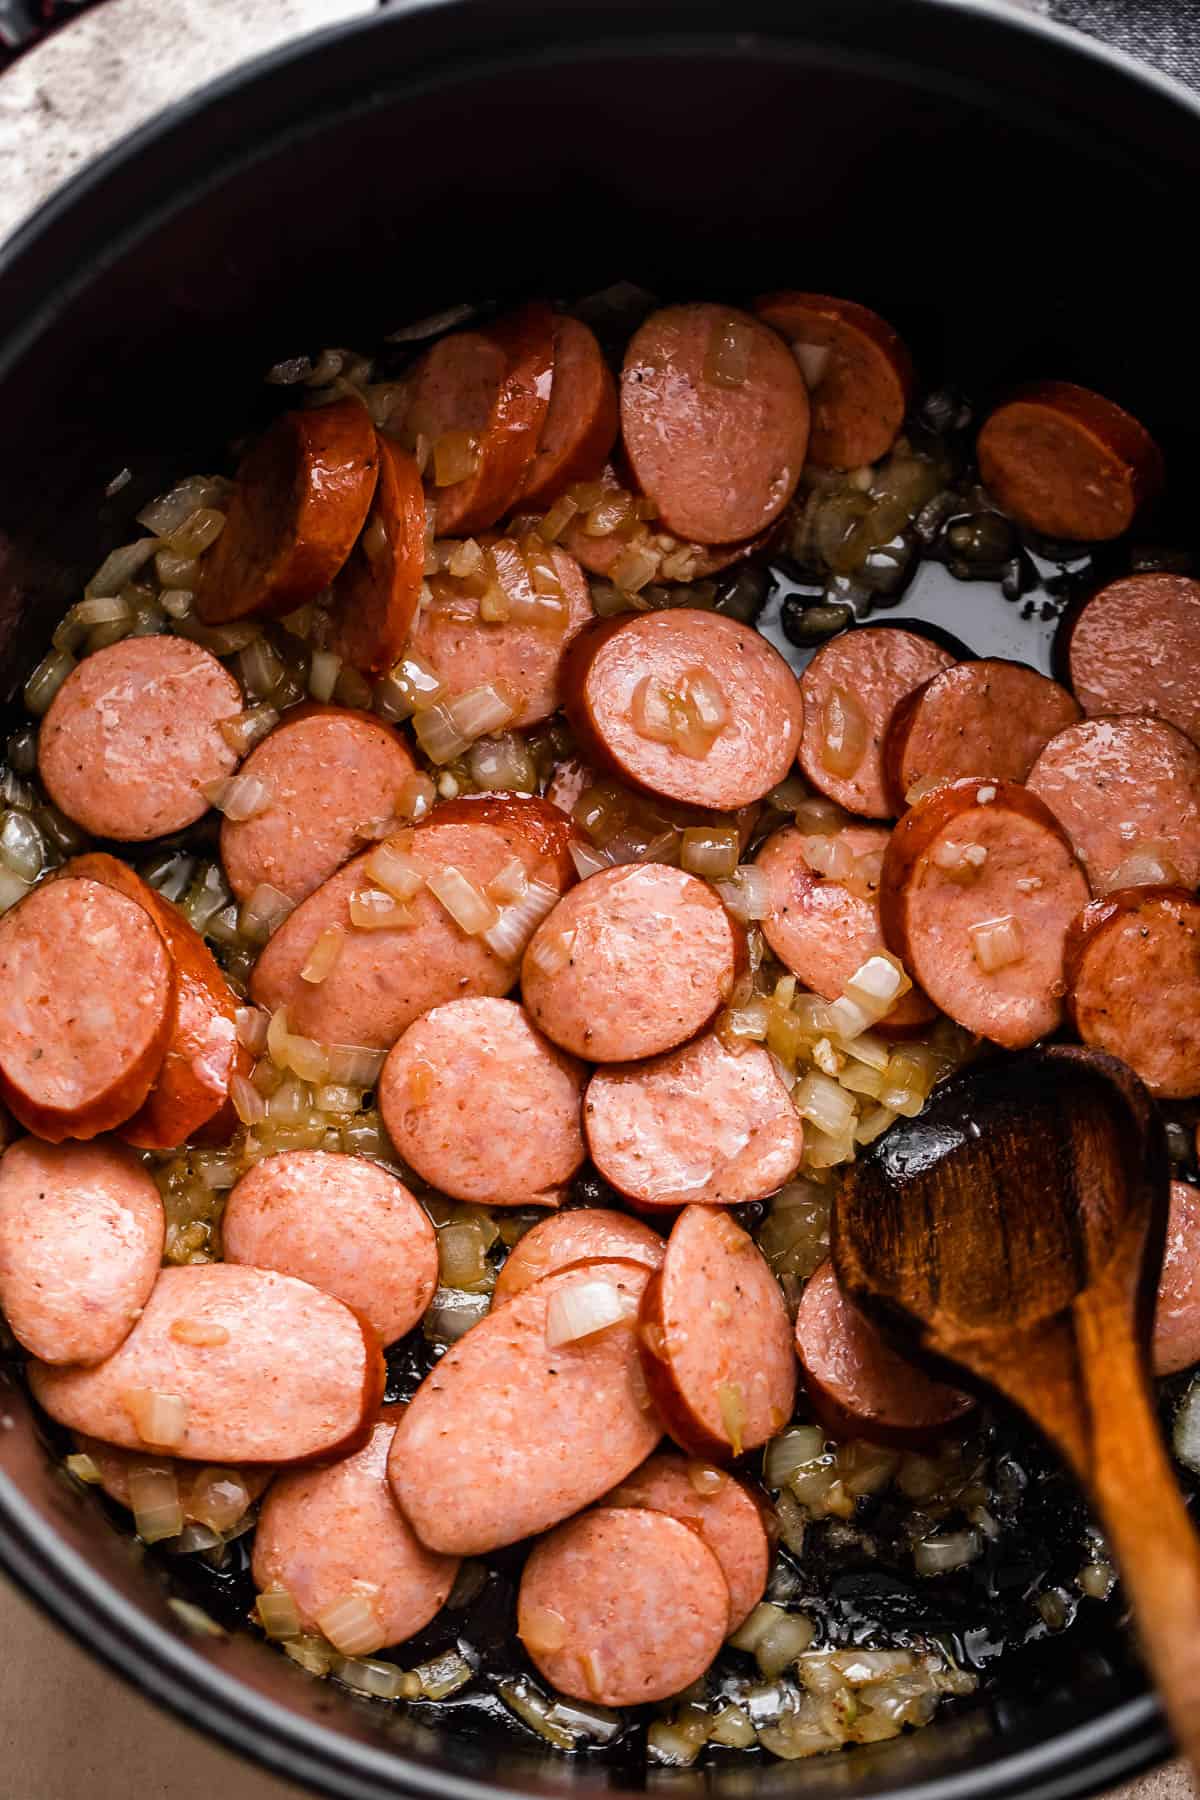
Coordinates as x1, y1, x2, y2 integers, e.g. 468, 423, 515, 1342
0, 290, 1197, 1749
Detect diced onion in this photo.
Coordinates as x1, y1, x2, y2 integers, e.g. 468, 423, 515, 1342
189, 1468, 251, 1534
413, 1649, 474, 1700
167, 507, 225, 557
854, 1103, 898, 1145
680, 826, 740, 879
375, 653, 444, 723
138, 476, 220, 537
704, 315, 756, 388
230, 1071, 268, 1126
396, 772, 436, 820
718, 1381, 746, 1456
317, 1592, 384, 1657
219, 705, 280, 756
88, 538, 158, 597
426, 866, 500, 936
235, 1006, 270, 1055
123, 1389, 188, 1450
169, 1318, 230, 1348
239, 883, 295, 945
432, 431, 481, 487
301, 924, 345, 983
764, 1426, 827, 1490
238, 636, 285, 701
932, 838, 989, 880
336, 1656, 413, 1700
203, 774, 272, 822
257, 1586, 303, 1640
715, 865, 770, 922
569, 840, 611, 880
468, 732, 537, 792
527, 925, 576, 976
844, 953, 910, 1015
308, 649, 342, 702
0, 867, 31, 916
1107, 845, 1182, 892
794, 1070, 857, 1137
545, 1278, 635, 1347
0, 810, 44, 882
792, 342, 832, 388
487, 858, 529, 905
1174, 1379, 1200, 1472
326, 1043, 386, 1088
482, 878, 560, 959
969, 913, 1024, 974
348, 889, 410, 935
914, 1531, 982, 1577
24, 647, 76, 716
364, 841, 425, 901
424, 1286, 490, 1344
820, 686, 868, 778
128, 1466, 184, 1544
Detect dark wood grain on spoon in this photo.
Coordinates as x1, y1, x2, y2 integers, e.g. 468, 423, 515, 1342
834, 1044, 1200, 1770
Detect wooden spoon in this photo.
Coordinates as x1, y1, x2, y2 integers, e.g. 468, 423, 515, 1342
834, 1044, 1200, 1767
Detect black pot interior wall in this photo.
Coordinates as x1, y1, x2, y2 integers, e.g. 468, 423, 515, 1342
0, 4, 1194, 1796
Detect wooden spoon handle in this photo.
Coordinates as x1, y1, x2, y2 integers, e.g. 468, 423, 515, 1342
1082, 1318, 1200, 1772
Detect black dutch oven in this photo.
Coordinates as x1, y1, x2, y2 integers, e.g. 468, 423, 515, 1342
0, 3, 1196, 1796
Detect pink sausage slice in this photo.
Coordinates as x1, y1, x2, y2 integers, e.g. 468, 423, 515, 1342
29, 1264, 384, 1463
492, 1209, 665, 1306
221, 707, 417, 905
797, 627, 956, 819
639, 1205, 795, 1462
75, 1434, 271, 1526
410, 544, 595, 730
379, 997, 585, 1208
620, 303, 810, 545
562, 609, 802, 811
516, 314, 619, 509
795, 1262, 973, 1446
756, 824, 934, 1032
1061, 574, 1200, 748
1065, 887, 1200, 1099
0, 875, 175, 1142
1154, 1182, 1200, 1377
221, 1150, 437, 1345
754, 292, 914, 470
38, 636, 242, 840
880, 780, 1089, 1050
522, 863, 743, 1063
584, 1033, 803, 1210
388, 1259, 660, 1554
253, 1410, 459, 1651
606, 1451, 770, 1630
0, 1138, 163, 1365
884, 659, 1081, 811
1027, 716, 1200, 896
518, 1506, 729, 1706
250, 795, 577, 1051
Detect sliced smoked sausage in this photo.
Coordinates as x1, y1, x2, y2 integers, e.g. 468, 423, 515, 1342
516, 315, 618, 509
404, 302, 554, 535
0, 1138, 163, 1365
880, 779, 1089, 1050
250, 794, 577, 1051
976, 381, 1163, 542
492, 1209, 665, 1306
1027, 716, 1200, 896
517, 1507, 729, 1707
1154, 1181, 1200, 1377
379, 997, 585, 1208
620, 304, 810, 545
521, 863, 743, 1063
29, 1264, 384, 1464
253, 1410, 459, 1651
584, 1033, 804, 1210
1066, 887, 1200, 1099
388, 1259, 660, 1554
1060, 574, 1200, 747
38, 635, 242, 841
884, 659, 1081, 811
756, 824, 934, 1031
795, 1262, 973, 1446
754, 292, 914, 469
331, 435, 426, 675
220, 706, 417, 905
797, 627, 956, 819
0, 873, 174, 1140
639, 1205, 795, 1461
605, 1451, 770, 1630
562, 609, 803, 811
198, 396, 379, 623
221, 1150, 437, 1345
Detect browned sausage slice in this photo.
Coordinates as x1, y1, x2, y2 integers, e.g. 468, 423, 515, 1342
754, 292, 914, 469
521, 864, 743, 1062
1154, 1181, 1200, 1377
880, 780, 1089, 1050
620, 303, 810, 545
756, 824, 934, 1031
492, 1208, 665, 1305
517, 1507, 729, 1706
516, 315, 618, 509
405, 303, 554, 535
60, 852, 243, 1150
75, 1435, 271, 1527
584, 1033, 803, 1210
0, 1138, 163, 1365
884, 659, 1081, 810
1060, 574, 1200, 747
253, 1410, 459, 1651
795, 1262, 973, 1446
221, 706, 417, 905
388, 1259, 660, 1554
331, 435, 427, 676
379, 997, 585, 1207
29, 1264, 384, 1463
198, 396, 379, 623
38, 636, 242, 840
976, 381, 1163, 542
605, 1451, 770, 1630
221, 1150, 438, 1345
1065, 887, 1200, 1098
796, 627, 956, 818
562, 609, 802, 811
410, 542, 594, 730
0, 874, 174, 1140
1027, 717, 1200, 896
250, 794, 578, 1051
639, 1205, 795, 1461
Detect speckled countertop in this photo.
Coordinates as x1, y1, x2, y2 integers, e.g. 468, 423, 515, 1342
0, 1, 1195, 1795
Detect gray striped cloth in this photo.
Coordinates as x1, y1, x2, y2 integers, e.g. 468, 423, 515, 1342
1051, 0, 1200, 89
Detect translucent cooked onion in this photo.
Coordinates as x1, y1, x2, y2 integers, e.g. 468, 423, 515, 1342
468, 732, 537, 792
230, 1071, 268, 1126
336, 1656, 412, 1700
235, 1005, 270, 1055
611, 542, 660, 594
375, 652, 444, 723
66, 1451, 102, 1485
301, 924, 345, 984
792, 342, 832, 388
414, 1649, 474, 1700
239, 882, 295, 945
396, 772, 436, 820
794, 1070, 857, 1137
914, 1531, 981, 1577
969, 913, 1024, 973
190, 1469, 251, 1534
0, 810, 44, 882
123, 1389, 188, 1450
128, 1466, 184, 1544
308, 649, 342, 703
424, 1286, 490, 1344
704, 314, 756, 388
820, 686, 868, 778
932, 838, 989, 880
326, 1043, 385, 1088
764, 1426, 827, 1490
257, 1586, 303, 1640
854, 1103, 898, 1145
482, 878, 560, 959
715, 865, 770, 922
364, 842, 425, 902
219, 704, 280, 756
844, 953, 910, 1017
487, 858, 528, 905
718, 1381, 746, 1456
680, 826, 740, 880
167, 508, 225, 558
169, 1318, 230, 1348
526, 925, 576, 977
0, 867, 31, 917
203, 774, 272, 822
569, 840, 611, 880
24, 647, 76, 716
138, 476, 220, 537
1107, 844, 1182, 891
433, 431, 481, 487
426, 866, 500, 936
545, 1278, 635, 1347
518, 1604, 568, 1656
317, 1592, 384, 1657
88, 538, 158, 598
239, 637, 285, 701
